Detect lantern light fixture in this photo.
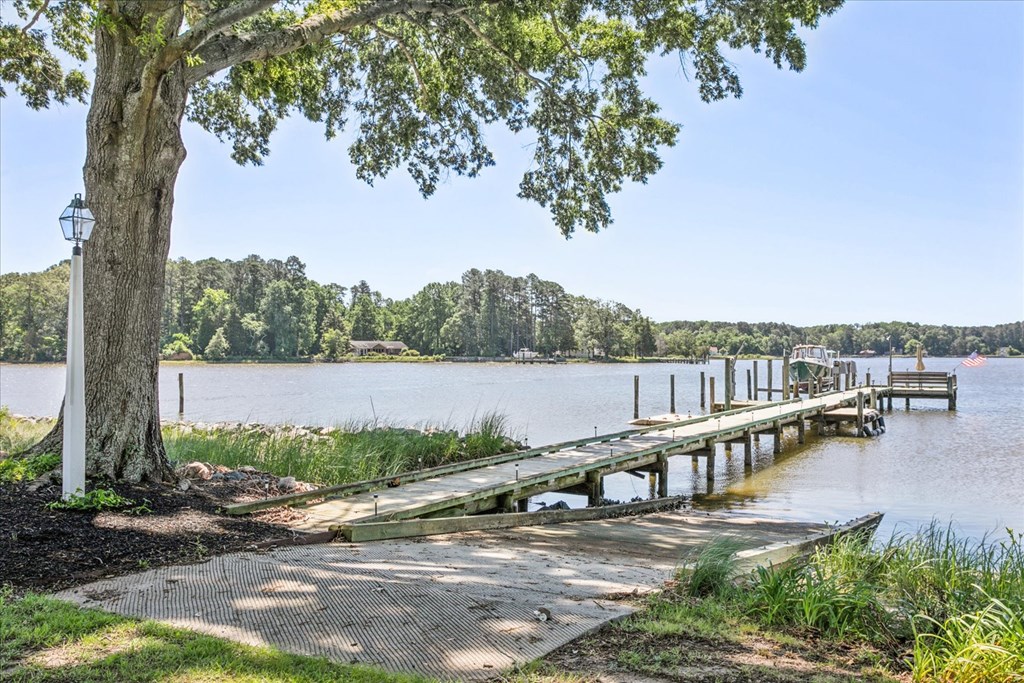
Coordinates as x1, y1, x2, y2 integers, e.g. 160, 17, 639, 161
59, 193, 95, 245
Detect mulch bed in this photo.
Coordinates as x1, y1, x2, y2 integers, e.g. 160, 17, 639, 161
0, 475, 307, 595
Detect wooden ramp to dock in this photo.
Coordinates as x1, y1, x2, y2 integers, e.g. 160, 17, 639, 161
229, 386, 892, 540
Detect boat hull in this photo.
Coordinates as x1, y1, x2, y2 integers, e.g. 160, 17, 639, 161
789, 359, 831, 383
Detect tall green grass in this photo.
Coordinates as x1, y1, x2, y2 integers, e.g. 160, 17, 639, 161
0, 407, 53, 455
163, 412, 518, 486
743, 524, 1024, 681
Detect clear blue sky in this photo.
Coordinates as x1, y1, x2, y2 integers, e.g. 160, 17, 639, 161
1, 1, 1021, 326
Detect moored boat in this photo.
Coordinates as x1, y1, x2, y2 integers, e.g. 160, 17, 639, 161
789, 344, 838, 389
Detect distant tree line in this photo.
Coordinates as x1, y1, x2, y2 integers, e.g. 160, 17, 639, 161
1, 257, 1020, 362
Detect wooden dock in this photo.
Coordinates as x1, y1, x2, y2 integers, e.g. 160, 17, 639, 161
229, 385, 897, 540
887, 371, 957, 410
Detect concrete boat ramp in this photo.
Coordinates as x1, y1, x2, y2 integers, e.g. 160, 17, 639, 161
57, 510, 880, 681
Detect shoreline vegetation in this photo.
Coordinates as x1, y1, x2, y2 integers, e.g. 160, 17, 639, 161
5, 352, 1020, 368
3, 411, 1022, 681
3, 259, 1021, 365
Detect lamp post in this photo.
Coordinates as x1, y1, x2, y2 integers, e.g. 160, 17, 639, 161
58, 193, 94, 500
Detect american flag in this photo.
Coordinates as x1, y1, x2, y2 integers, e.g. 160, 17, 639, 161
961, 352, 987, 367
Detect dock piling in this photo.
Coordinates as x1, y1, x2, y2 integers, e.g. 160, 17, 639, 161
753, 361, 759, 400
657, 454, 669, 497
178, 372, 184, 415
633, 375, 640, 420
724, 358, 733, 411
746, 369, 753, 400
856, 392, 866, 435
709, 377, 716, 414
670, 374, 676, 414
700, 371, 706, 409
767, 359, 774, 400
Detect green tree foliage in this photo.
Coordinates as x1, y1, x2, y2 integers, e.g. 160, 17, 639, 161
0, 262, 70, 361
348, 293, 382, 341
260, 280, 298, 357
191, 288, 231, 352
320, 327, 351, 361
5, 258, 1020, 363
203, 327, 231, 360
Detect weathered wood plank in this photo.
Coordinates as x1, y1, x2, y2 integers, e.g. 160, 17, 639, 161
338, 496, 687, 541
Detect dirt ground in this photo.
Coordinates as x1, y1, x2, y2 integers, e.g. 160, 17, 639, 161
0, 472, 305, 594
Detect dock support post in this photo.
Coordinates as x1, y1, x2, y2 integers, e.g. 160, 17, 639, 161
856, 392, 865, 436
947, 377, 956, 411
709, 377, 716, 414
743, 431, 753, 466
866, 372, 872, 387
792, 379, 800, 399
773, 420, 783, 454
808, 380, 815, 400
870, 388, 877, 413
797, 418, 805, 444
887, 394, 892, 412
782, 355, 791, 400
586, 471, 603, 507
178, 372, 184, 416
753, 361, 759, 401
906, 397, 911, 411
498, 493, 514, 513
817, 408, 826, 436
633, 375, 640, 420
657, 454, 669, 497
517, 498, 529, 513
767, 359, 773, 400
747, 369, 753, 400
670, 374, 676, 414
707, 449, 716, 481
700, 371, 706, 410
724, 358, 733, 411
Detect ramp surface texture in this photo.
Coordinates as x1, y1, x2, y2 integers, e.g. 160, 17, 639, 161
56, 511, 830, 680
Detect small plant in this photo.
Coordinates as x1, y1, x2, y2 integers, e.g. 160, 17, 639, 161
681, 537, 744, 598
47, 488, 138, 512
190, 537, 208, 560
0, 452, 60, 483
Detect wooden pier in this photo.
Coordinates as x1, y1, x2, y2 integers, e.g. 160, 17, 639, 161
228, 384, 898, 541
887, 371, 957, 410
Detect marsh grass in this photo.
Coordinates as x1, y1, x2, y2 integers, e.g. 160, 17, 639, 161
742, 524, 1024, 681
0, 408, 53, 455
681, 537, 745, 598
162, 411, 517, 486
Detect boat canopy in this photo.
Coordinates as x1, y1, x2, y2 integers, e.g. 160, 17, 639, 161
792, 345, 828, 361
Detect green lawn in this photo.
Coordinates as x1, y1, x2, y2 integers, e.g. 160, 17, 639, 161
1, 592, 432, 683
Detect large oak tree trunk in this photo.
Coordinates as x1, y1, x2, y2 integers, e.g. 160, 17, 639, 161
33, 9, 188, 483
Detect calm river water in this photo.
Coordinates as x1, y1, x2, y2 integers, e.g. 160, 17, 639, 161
2, 358, 1021, 540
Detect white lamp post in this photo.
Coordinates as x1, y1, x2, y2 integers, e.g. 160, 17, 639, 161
58, 193, 94, 500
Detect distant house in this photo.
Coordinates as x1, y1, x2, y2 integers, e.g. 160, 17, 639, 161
350, 340, 408, 357
857, 350, 878, 357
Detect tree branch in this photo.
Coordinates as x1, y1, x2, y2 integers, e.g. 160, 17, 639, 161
21, 0, 51, 33
186, 0, 481, 83
171, 0, 278, 56
455, 12, 550, 92
375, 25, 427, 99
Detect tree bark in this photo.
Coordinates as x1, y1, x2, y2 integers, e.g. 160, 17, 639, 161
32, 10, 188, 483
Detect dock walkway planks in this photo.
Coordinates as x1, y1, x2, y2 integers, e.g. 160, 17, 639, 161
291, 387, 886, 534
